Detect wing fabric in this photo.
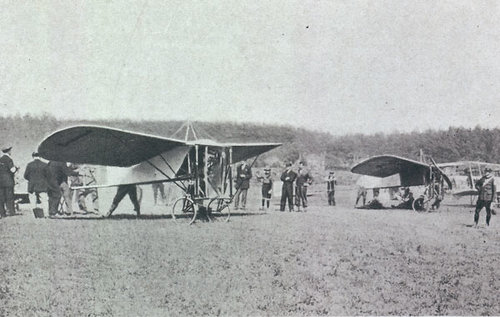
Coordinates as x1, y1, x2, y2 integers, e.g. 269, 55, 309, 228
351, 155, 429, 178
38, 126, 187, 167
188, 140, 282, 162
351, 155, 455, 188
351, 155, 430, 187
452, 189, 479, 197
230, 143, 281, 162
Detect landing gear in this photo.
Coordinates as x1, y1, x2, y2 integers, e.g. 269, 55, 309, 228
171, 196, 197, 225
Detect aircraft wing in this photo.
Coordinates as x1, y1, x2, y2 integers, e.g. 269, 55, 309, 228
229, 142, 281, 162
452, 189, 500, 197
187, 140, 282, 162
38, 125, 187, 167
452, 189, 479, 197
351, 155, 429, 177
352, 155, 453, 189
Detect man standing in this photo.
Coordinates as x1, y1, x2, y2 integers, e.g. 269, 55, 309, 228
355, 185, 367, 207
234, 160, 252, 210
70, 164, 99, 213
295, 162, 312, 211
24, 152, 50, 211
260, 168, 273, 211
152, 183, 166, 205
48, 161, 79, 215
474, 167, 496, 227
0, 146, 19, 217
326, 171, 337, 206
107, 184, 141, 217
280, 163, 297, 212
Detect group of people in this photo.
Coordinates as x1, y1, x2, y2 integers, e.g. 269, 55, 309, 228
8, 145, 496, 227
232, 160, 337, 212
2, 146, 132, 219
2, 148, 82, 218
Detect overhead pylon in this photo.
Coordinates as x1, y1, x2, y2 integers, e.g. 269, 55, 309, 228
170, 121, 217, 142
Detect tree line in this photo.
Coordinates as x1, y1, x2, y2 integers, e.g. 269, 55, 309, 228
1, 114, 499, 171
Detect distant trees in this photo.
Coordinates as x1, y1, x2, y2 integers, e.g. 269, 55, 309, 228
1, 115, 500, 172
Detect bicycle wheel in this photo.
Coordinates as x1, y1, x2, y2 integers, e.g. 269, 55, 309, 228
207, 198, 230, 222
171, 196, 197, 225
412, 197, 430, 212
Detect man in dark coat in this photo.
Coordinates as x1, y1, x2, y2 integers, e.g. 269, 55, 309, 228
474, 167, 496, 226
280, 163, 297, 212
106, 184, 141, 217
48, 161, 79, 215
24, 152, 50, 210
295, 162, 312, 211
0, 146, 19, 217
234, 160, 252, 210
326, 171, 337, 206
260, 168, 273, 210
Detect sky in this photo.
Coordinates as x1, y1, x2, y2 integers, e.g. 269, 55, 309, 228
1, 1, 499, 135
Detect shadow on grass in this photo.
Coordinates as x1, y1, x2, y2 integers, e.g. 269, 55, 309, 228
49, 211, 267, 221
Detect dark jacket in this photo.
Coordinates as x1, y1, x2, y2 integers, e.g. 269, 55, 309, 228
0, 154, 16, 187
296, 168, 312, 186
326, 176, 336, 192
24, 159, 50, 193
236, 163, 252, 190
475, 175, 496, 201
48, 161, 79, 185
281, 169, 297, 187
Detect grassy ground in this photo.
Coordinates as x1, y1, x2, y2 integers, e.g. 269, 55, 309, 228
0, 187, 499, 316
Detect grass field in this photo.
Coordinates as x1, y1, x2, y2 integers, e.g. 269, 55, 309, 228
1, 186, 499, 316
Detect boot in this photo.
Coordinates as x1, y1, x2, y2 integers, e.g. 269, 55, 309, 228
106, 203, 117, 218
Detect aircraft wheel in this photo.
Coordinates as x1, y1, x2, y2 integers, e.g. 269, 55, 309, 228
171, 196, 197, 225
412, 197, 430, 212
207, 198, 230, 222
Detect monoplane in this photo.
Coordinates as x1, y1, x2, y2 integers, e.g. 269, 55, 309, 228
437, 161, 500, 206
351, 155, 452, 211
37, 124, 281, 223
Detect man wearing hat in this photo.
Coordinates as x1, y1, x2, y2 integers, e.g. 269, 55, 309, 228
24, 152, 52, 211
280, 163, 297, 212
0, 146, 19, 217
474, 167, 496, 226
260, 168, 273, 210
326, 171, 337, 206
234, 160, 252, 210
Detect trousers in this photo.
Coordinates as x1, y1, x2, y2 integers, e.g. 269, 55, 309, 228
0, 186, 15, 216
280, 184, 294, 211
474, 200, 492, 225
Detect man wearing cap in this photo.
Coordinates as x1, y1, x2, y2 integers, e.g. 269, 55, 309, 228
326, 171, 337, 206
280, 163, 297, 212
234, 160, 252, 210
24, 152, 51, 211
260, 168, 273, 210
474, 167, 496, 227
0, 146, 19, 217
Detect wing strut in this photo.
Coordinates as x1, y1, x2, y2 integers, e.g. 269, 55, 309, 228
107, 130, 187, 192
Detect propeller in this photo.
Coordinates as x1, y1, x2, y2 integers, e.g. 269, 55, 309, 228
429, 157, 453, 190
